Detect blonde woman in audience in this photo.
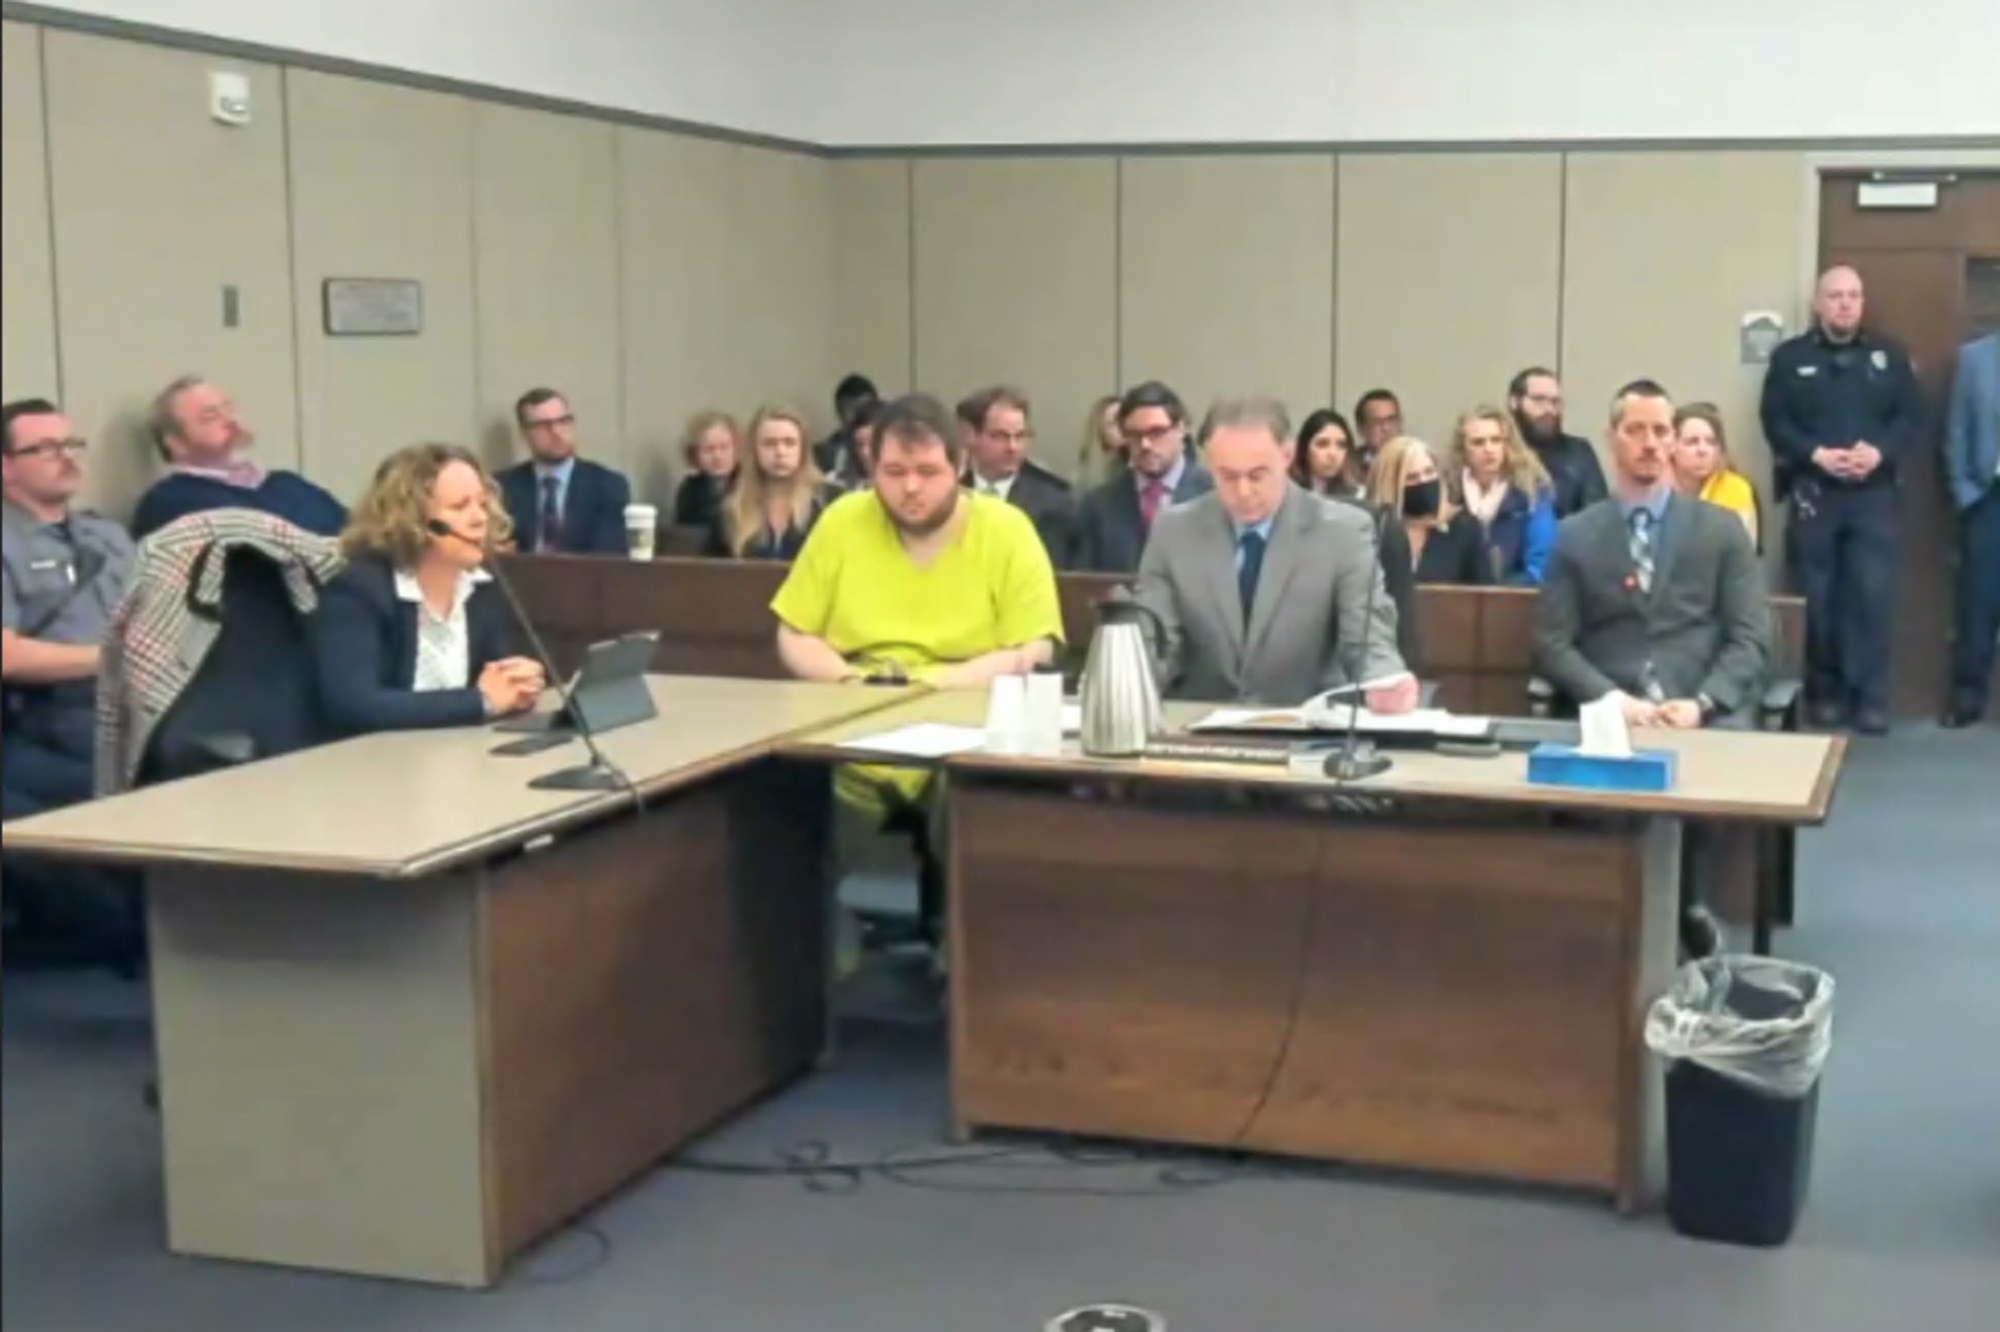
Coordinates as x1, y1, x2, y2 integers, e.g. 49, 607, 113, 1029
1449, 405, 1558, 584
672, 410, 739, 531
1291, 408, 1367, 500
1366, 435, 1492, 586
709, 405, 838, 560
1672, 402, 1761, 550
1075, 393, 1127, 488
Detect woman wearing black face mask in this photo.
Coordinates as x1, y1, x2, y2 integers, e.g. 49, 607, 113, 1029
1364, 435, 1493, 586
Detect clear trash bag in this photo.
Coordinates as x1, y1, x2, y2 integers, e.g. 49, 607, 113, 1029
1644, 955, 1834, 1098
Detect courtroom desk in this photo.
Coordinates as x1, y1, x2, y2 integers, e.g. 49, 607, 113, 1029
3, 677, 915, 1286
788, 690, 1846, 1209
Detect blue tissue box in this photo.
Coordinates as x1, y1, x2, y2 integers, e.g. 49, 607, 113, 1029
1527, 743, 1678, 793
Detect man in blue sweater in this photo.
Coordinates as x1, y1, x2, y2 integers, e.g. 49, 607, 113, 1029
130, 375, 347, 541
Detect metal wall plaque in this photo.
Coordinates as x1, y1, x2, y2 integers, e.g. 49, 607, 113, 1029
322, 277, 423, 336
1739, 310, 1786, 366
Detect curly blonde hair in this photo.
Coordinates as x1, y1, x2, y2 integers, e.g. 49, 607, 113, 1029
341, 442, 512, 566
1448, 405, 1552, 497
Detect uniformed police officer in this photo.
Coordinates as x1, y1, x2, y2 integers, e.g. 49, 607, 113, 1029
1759, 266, 1924, 735
2, 397, 135, 818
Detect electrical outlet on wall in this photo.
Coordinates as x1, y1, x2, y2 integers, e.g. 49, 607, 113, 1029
209, 71, 251, 126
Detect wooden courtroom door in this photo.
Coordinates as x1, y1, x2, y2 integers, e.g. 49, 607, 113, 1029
1819, 171, 2000, 719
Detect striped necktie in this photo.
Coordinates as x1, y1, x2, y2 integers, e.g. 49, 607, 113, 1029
1628, 507, 1656, 596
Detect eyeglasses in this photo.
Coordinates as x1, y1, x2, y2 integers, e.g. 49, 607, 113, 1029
1126, 424, 1181, 446
4, 437, 88, 460
524, 414, 576, 431
983, 429, 1034, 446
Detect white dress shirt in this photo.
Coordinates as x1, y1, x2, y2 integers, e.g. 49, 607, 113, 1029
394, 566, 490, 692
971, 470, 1019, 503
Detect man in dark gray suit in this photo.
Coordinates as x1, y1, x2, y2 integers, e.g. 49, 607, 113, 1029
1135, 396, 1415, 710
1537, 378, 1771, 957
1536, 379, 1770, 729
957, 386, 1076, 567
1074, 381, 1214, 573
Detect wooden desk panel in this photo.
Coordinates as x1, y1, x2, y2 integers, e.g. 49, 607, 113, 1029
496, 555, 1806, 719
947, 785, 1676, 1206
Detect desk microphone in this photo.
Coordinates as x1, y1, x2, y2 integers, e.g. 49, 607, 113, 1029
426, 519, 636, 800
1324, 504, 1394, 785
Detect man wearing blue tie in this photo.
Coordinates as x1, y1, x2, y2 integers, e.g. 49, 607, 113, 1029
1944, 332, 2000, 728
495, 388, 633, 556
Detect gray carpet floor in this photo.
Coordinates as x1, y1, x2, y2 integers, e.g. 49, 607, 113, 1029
5, 724, 1997, 1332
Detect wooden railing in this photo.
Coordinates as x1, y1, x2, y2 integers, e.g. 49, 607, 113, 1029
501, 554, 1805, 715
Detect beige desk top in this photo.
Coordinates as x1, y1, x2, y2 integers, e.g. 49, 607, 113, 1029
2, 678, 915, 879
788, 690, 1848, 826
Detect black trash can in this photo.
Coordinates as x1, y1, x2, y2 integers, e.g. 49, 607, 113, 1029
1665, 1059, 1821, 1246
1646, 955, 1834, 1248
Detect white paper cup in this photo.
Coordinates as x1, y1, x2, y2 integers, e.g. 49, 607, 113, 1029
623, 504, 658, 560
1022, 671, 1065, 756
984, 674, 1027, 754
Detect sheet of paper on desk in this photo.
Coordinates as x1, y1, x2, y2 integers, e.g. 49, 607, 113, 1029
837, 723, 989, 758
1190, 704, 1491, 739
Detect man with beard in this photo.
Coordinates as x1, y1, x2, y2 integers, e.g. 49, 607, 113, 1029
1509, 366, 1609, 518
772, 392, 1062, 947
773, 392, 1061, 688
132, 375, 347, 539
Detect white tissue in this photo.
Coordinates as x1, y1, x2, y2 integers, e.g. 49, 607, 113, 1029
1577, 694, 1634, 759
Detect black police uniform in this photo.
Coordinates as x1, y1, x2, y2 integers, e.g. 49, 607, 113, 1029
1759, 324, 1924, 723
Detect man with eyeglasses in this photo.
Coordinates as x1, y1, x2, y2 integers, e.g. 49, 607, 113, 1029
956, 385, 1075, 567
1074, 381, 1214, 573
1509, 366, 1610, 518
2, 398, 135, 819
495, 387, 634, 555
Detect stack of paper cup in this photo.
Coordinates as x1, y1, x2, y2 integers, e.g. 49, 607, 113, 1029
1021, 671, 1064, 756
984, 674, 1027, 754
623, 503, 658, 560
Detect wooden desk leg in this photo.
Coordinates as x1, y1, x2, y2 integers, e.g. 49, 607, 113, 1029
149, 866, 494, 1287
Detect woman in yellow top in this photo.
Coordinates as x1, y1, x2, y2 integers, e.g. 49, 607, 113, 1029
1671, 402, 1761, 551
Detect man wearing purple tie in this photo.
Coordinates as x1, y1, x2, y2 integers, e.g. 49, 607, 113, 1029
1072, 381, 1214, 573
494, 387, 633, 556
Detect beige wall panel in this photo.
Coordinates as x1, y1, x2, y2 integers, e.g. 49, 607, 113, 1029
1562, 151, 1808, 546
44, 31, 297, 516
913, 159, 1117, 482
1120, 155, 1336, 432
471, 104, 620, 477
2, 22, 59, 405
829, 158, 912, 399
288, 71, 476, 507
1335, 153, 1563, 449
617, 127, 739, 501
726, 145, 833, 481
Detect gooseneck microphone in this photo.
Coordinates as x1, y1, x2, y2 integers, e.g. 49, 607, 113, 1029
1324, 503, 1395, 785
426, 519, 636, 799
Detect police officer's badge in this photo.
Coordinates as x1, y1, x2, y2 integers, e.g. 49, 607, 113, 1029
1871, 349, 1888, 371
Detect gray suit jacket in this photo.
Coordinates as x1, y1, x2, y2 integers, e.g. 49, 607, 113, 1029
1134, 484, 1405, 704
1534, 494, 1770, 715
1946, 334, 2000, 511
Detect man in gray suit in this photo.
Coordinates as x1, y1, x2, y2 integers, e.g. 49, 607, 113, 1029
1134, 396, 1416, 710
1536, 378, 1770, 729
1074, 381, 1214, 573
1944, 333, 2000, 727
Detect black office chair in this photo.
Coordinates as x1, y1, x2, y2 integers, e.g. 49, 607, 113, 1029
135, 546, 326, 786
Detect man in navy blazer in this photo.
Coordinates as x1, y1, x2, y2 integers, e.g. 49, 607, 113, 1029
1945, 333, 2000, 727
496, 388, 633, 556
1074, 381, 1215, 573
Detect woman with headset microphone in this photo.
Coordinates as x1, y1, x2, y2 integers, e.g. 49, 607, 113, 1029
310, 442, 544, 736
